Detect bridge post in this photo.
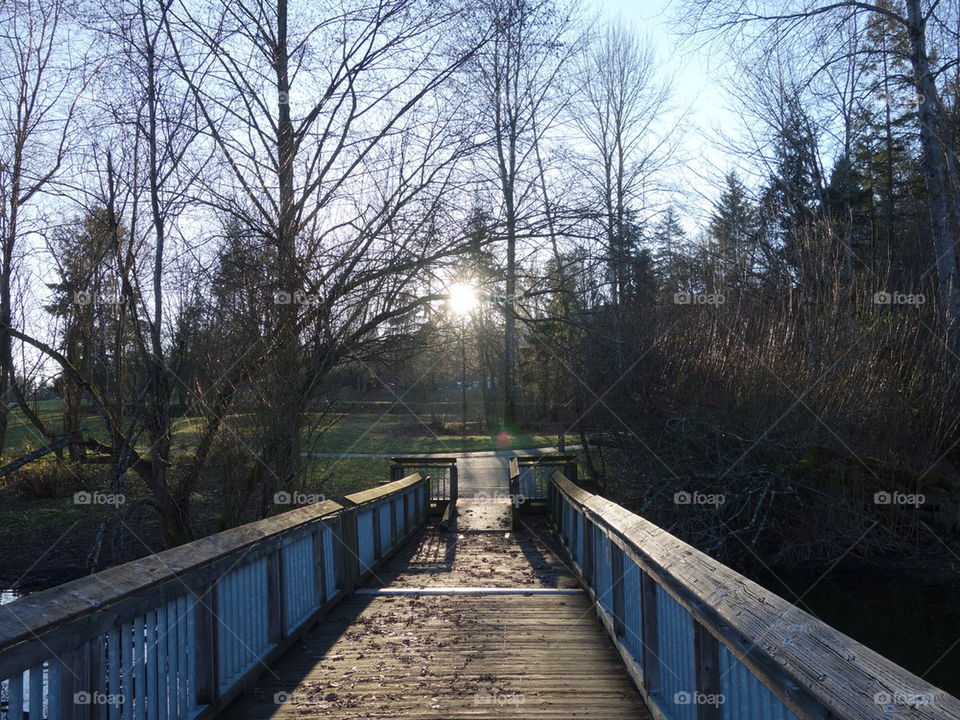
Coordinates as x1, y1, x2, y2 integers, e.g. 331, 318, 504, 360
611, 545, 625, 637
336, 505, 360, 591
694, 621, 722, 720
390, 494, 398, 546
313, 527, 328, 606
508, 458, 520, 530
57, 642, 95, 720
582, 517, 594, 587
373, 503, 383, 560
449, 461, 458, 505
640, 571, 660, 693
268, 549, 286, 643
194, 583, 220, 705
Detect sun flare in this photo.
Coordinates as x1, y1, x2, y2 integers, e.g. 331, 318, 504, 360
447, 282, 478, 317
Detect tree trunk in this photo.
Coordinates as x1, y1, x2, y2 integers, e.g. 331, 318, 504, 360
906, 0, 960, 343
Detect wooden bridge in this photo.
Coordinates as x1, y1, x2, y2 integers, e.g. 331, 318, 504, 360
1, 451, 958, 719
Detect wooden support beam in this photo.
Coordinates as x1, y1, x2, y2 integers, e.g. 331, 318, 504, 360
508, 458, 520, 530
612, 544, 626, 637
695, 621, 722, 720
194, 584, 219, 705
267, 549, 285, 643
641, 570, 660, 694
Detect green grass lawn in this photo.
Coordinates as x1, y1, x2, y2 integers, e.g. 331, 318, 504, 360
306, 411, 557, 455
5, 400, 558, 456
4, 400, 560, 497
0, 399, 565, 585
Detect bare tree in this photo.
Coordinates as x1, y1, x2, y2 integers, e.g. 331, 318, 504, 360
165, 0, 489, 522
0, 0, 84, 451
569, 21, 672, 373
465, 0, 581, 426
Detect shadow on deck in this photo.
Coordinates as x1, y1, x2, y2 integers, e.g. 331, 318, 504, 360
224, 502, 651, 719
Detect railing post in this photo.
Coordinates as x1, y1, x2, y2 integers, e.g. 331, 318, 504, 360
449, 461, 458, 505
418, 479, 428, 522
612, 545, 625, 637
194, 583, 220, 705
58, 643, 94, 719
565, 459, 578, 483
548, 477, 557, 526
509, 458, 520, 530
268, 549, 286, 643
373, 503, 383, 560
390, 495, 398, 546
571, 504, 579, 561
641, 572, 660, 693
313, 527, 327, 606
582, 515, 594, 586
695, 621, 722, 720
337, 505, 360, 591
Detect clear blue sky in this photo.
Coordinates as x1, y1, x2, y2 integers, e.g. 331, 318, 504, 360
589, 0, 744, 229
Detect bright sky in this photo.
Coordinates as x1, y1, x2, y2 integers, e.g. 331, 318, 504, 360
590, 0, 745, 229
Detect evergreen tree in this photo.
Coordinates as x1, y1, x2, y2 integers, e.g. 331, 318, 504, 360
709, 172, 760, 290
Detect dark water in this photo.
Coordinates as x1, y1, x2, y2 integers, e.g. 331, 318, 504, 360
752, 566, 960, 697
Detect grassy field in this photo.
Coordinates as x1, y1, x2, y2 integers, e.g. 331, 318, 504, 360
3, 401, 559, 501
0, 400, 561, 587
307, 411, 556, 455
5, 401, 557, 458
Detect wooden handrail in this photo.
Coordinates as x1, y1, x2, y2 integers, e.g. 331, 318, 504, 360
0, 472, 429, 719
515, 454, 576, 464
508, 458, 520, 529
550, 471, 960, 720
389, 456, 457, 464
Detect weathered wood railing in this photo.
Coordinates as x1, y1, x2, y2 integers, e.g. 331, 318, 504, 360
513, 454, 577, 501
0, 473, 428, 720
389, 457, 457, 507
508, 454, 577, 530
548, 471, 960, 720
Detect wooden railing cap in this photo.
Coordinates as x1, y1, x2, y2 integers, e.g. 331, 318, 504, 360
0, 473, 425, 653
390, 456, 457, 464
549, 471, 960, 720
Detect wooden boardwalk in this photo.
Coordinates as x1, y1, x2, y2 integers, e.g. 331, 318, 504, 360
224, 501, 652, 719
5, 456, 959, 719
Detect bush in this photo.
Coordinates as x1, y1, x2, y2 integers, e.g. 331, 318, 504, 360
6, 459, 102, 499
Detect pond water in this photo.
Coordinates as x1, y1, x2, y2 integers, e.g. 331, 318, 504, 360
752, 566, 960, 698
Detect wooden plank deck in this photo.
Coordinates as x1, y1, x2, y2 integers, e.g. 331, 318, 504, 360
224, 502, 652, 719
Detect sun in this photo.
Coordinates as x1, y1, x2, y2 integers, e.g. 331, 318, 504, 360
448, 282, 478, 317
